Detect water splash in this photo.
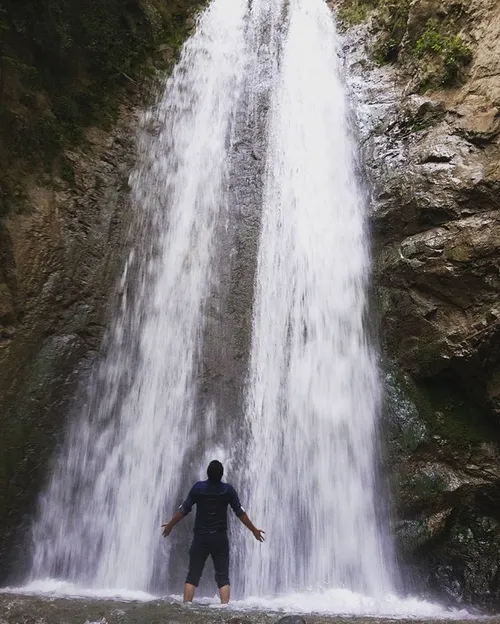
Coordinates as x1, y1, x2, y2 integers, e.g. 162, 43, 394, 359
0, 582, 476, 620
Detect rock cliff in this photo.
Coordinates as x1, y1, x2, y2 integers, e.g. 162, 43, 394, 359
340, 0, 500, 611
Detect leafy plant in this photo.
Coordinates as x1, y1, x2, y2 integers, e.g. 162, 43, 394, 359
415, 18, 472, 86
0, 0, 206, 207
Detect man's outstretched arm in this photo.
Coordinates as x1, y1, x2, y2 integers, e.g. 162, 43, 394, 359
161, 510, 185, 537
239, 512, 265, 542
228, 485, 265, 542
162, 485, 196, 537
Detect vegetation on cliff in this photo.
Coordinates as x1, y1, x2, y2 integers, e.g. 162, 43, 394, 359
337, 0, 473, 89
414, 18, 472, 88
0, 0, 200, 214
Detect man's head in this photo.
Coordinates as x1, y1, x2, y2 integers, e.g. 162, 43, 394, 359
207, 460, 224, 482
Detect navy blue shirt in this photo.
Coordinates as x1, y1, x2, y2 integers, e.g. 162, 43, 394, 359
180, 480, 245, 535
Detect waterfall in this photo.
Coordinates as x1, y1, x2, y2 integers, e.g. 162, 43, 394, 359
237, 0, 392, 597
30, 0, 394, 602
31, 0, 247, 591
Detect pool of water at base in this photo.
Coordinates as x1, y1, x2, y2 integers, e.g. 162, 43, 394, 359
0, 580, 489, 624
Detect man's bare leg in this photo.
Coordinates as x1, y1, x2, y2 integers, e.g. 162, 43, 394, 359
219, 585, 230, 604
183, 583, 196, 603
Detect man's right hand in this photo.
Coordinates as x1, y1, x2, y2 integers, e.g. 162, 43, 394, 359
161, 510, 185, 537
252, 528, 265, 542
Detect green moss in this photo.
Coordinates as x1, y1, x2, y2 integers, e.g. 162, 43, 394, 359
384, 367, 430, 460
0, 0, 206, 205
337, 0, 373, 26
59, 157, 76, 186
0, 168, 26, 216
393, 470, 446, 517
335, 0, 410, 46
0, 109, 63, 165
339, 0, 474, 83
400, 418, 427, 452
389, 370, 497, 454
413, 334, 445, 371
414, 18, 472, 87
395, 517, 432, 552
409, 472, 445, 498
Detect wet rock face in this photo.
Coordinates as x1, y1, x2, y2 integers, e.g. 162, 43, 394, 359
343, 0, 500, 611
372, 101, 500, 416
384, 372, 500, 609
0, 595, 474, 624
343, 0, 500, 415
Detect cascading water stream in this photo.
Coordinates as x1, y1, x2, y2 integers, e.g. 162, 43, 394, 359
237, 0, 392, 597
28, 0, 397, 605
31, 0, 247, 591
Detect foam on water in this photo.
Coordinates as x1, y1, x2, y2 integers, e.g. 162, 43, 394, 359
1, 580, 156, 602
1, 582, 475, 620
229, 590, 474, 620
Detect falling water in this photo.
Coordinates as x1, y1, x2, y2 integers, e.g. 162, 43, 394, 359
31, 0, 247, 591
29, 0, 395, 604
238, 0, 392, 598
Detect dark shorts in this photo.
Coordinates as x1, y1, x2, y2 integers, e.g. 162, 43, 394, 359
185, 532, 229, 588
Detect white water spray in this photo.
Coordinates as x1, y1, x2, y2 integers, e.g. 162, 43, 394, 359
238, 0, 392, 597
31, 0, 247, 591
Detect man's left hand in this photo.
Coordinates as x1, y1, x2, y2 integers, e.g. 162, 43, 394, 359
161, 523, 172, 537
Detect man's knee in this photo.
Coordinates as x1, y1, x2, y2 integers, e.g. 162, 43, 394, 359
214, 570, 230, 588
213, 550, 230, 587
186, 538, 207, 587
185, 571, 202, 587
186, 556, 205, 587
212, 536, 230, 588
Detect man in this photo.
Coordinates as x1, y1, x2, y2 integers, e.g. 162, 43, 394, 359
161, 460, 265, 604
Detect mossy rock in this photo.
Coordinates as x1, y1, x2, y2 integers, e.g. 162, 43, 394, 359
383, 368, 430, 454
336, 0, 374, 27
395, 517, 433, 553
0, 333, 88, 577
337, 0, 474, 87
425, 494, 500, 610
418, 380, 496, 453
386, 366, 496, 453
